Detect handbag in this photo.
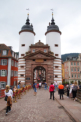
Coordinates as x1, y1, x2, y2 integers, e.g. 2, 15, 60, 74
4, 95, 8, 101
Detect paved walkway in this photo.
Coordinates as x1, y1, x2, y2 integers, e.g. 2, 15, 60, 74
55, 92, 81, 122
0, 89, 81, 122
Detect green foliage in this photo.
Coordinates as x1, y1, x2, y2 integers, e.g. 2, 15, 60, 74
61, 53, 79, 62
70, 81, 74, 84
62, 81, 69, 85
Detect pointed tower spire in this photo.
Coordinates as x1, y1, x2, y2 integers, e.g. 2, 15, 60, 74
26, 13, 30, 25
51, 12, 55, 25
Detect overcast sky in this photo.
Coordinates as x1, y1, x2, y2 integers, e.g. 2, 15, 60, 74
0, 0, 81, 54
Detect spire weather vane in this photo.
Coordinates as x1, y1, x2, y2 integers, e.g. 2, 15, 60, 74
26, 8, 29, 14
50, 9, 53, 12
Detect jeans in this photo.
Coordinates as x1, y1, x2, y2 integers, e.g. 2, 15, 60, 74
6, 106, 11, 113
55, 85, 58, 91
50, 91, 54, 100
60, 94, 63, 99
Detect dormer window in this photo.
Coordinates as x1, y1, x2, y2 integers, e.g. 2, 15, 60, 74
44, 49, 47, 53
3, 50, 7, 55
32, 49, 35, 53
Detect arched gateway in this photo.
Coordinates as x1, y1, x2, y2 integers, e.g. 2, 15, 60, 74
33, 66, 46, 83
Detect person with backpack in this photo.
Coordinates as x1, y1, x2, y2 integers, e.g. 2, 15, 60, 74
72, 82, 79, 101
4, 85, 13, 115
33, 81, 37, 96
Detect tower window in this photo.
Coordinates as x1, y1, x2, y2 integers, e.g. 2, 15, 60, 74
55, 75, 58, 78
20, 74, 24, 77
21, 54, 24, 56
21, 44, 25, 46
21, 66, 24, 68
55, 44, 58, 47
32, 49, 35, 53
44, 49, 47, 53
55, 66, 58, 68
55, 54, 58, 56
44, 59, 46, 61
33, 59, 35, 61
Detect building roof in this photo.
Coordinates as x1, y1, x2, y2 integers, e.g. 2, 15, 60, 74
45, 13, 61, 35
30, 40, 49, 48
61, 53, 79, 62
19, 14, 35, 35
0, 44, 18, 60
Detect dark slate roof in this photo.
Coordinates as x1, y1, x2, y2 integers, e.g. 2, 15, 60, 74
20, 15, 34, 32
46, 13, 59, 32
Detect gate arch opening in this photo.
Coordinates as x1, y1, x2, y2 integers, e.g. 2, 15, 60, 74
33, 66, 46, 83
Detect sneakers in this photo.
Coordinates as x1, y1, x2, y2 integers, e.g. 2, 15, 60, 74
8, 110, 11, 113
5, 113, 7, 116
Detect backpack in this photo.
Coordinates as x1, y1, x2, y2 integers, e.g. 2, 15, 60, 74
73, 86, 77, 91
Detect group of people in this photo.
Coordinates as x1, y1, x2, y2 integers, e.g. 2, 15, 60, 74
67, 82, 79, 101
33, 81, 64, 100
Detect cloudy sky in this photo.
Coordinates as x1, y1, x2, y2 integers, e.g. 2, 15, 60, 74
0, 0, 81, 54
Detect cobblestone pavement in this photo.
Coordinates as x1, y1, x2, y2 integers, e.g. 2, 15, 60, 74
0, 89, 73, 122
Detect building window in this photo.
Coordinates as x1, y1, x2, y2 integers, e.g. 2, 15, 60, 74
55, 54, 58, 56
21, 54, 24, 56
55, 44, 58, 47
0, 82, 6, 89
78, 68, 79, 72
32, 49, 35, 53
55, 75, 58, 78
21, 66, 24, 68
11, 60, 14, 66
11, 70, 13, 77
55, 66, 58, 68
44, 49, 47, 53
74, 62, 76, 65
71, 62, 73, 65
21, 44, 25, 46
72, 74, 73, 78
44, 59, 46, 61
20, 74, 24, 77
77, 62, 79, 65
2, 50, 7, 55
75, 74, 76, 78
1, 70, 7, 76
74, 68, 76, 72
71, 68, 73, 72
1, 59, 7, 65
78, 74, 80, 78
15, 62, 16, 67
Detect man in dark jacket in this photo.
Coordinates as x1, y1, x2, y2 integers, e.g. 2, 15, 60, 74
49, 83, 55, 100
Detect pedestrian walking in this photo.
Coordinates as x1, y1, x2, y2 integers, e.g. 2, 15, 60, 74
66, 85, 70, 98
72, 82, 79, 101
54, 81, 58, 92
33, 81, 37, 96
44, 82, 47, 90
39, 82, 41, 89
58, 83, 64, 100
17, 83, 20, 89
49, 83, 55, 100
4, 85, 13, 115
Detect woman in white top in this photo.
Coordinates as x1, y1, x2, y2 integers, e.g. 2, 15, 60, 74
4, 85, 13, 115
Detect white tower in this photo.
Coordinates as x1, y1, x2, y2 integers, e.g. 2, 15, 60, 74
45, 12, 62, 83
19, 14, 35, 58
18, 14, 35, 83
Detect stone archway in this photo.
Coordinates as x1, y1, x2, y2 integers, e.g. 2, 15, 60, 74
31, 64, 48, 85
33, 66, 46, 83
